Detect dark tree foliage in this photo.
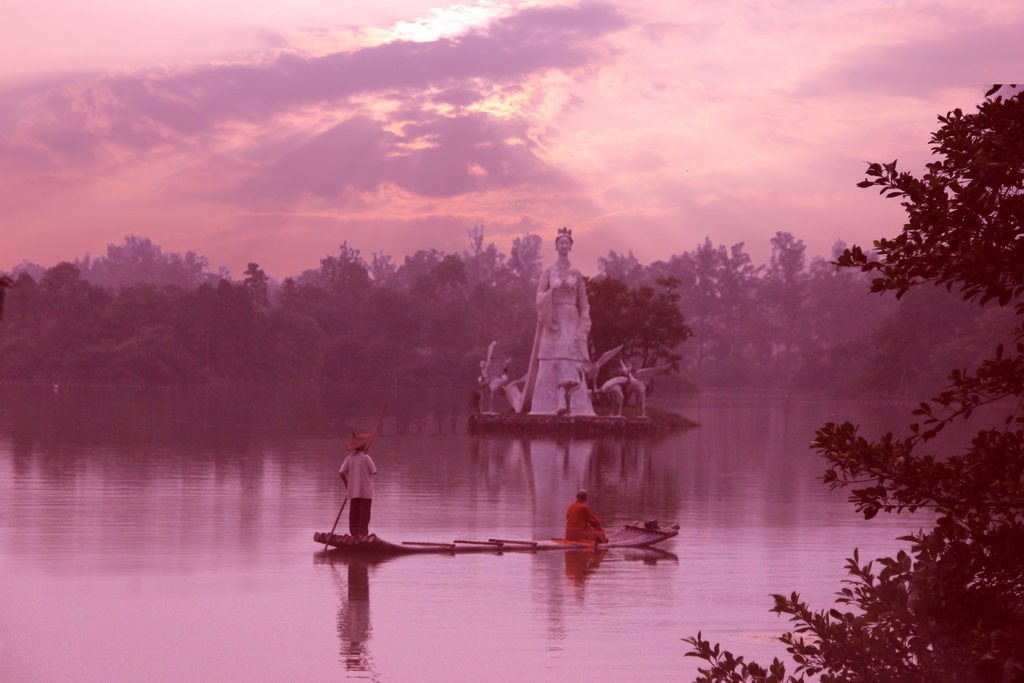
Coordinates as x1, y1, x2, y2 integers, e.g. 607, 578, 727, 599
0, 274, 12, 320
0, 233, 547, 386
243, 262, 270, 309
317, 242, 372, 296
412, 254, 469, 301
3, 197, 1008, 392
83, 235, 213, 290
650, 239, 767, 385
794, 242, 892, 391
686, 86, 1024, 682
844, 86, 1024, 309
597, 249, 645, 287
587, 275, 692, 382
763, 231, 808, 371
852, 285, 983, 394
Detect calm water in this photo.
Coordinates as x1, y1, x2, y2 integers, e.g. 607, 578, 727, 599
1, 384, 932, 681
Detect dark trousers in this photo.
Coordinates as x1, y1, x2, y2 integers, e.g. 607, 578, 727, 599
349, 498, 372, 536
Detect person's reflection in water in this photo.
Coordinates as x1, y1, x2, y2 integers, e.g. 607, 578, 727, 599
336, 558, 374, 673
564, 548, 607, 587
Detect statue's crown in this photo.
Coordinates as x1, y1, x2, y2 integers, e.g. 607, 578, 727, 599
557, 227, 572, 240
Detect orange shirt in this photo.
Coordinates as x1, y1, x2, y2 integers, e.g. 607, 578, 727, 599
565, 501, 604, 541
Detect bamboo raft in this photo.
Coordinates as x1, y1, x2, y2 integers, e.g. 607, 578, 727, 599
314, 521, 680, 555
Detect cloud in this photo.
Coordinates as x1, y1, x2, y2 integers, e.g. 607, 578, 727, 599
0, 0, 628, 265
259, 110, 567, 200
3, 0, 1017, 281
799, 13, 1024, 98
432, 88, 485, 107
2, 2, 626, 163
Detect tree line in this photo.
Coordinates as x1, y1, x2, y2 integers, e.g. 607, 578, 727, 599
0, 226, 1008, 393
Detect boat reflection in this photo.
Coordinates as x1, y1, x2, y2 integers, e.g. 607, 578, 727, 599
564, 546, 678, 586
616, 546, 679, 565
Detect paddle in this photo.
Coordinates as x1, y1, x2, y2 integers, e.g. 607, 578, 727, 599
324, 404, 387, 550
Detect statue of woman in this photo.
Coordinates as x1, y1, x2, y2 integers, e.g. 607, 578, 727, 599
521, 228, 595, 415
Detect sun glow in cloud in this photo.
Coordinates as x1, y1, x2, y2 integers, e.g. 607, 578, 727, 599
281, 2, 519, 59
390, 2, 517, 42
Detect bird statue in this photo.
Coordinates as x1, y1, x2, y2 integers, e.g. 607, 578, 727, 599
502, 374, 528, 413
556, 374, 583, 416
594, 375, 629, 416
619, 359, 672, 417
477, 341, 509, 414
583, 344, 623, 393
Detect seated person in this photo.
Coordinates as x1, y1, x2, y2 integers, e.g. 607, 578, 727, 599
565, 489, 608, 544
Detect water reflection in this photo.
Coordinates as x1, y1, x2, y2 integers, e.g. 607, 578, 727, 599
0, 384, 472, 456
563, 547, 679, 598
315, 542, 680, 679
527, 437, 597, 534
564, 548, 606, 585
1, 384, 934, 681
319, 553, 385, 680
471, 433, 672, 539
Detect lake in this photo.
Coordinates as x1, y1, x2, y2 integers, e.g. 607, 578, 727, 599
1, 384, 931, 681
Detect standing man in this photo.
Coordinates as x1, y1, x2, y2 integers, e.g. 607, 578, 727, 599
339, 432, 377, 537
565, 489, 608, 544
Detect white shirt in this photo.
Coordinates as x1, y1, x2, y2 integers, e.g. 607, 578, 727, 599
339, 451, 377, 499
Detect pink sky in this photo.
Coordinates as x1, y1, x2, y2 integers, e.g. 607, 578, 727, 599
1, 0, 1021, 279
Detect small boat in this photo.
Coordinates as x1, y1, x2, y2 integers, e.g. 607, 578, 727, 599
314, 521, 679, 555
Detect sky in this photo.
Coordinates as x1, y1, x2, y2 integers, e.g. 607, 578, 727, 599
1, 0, 1021, 280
